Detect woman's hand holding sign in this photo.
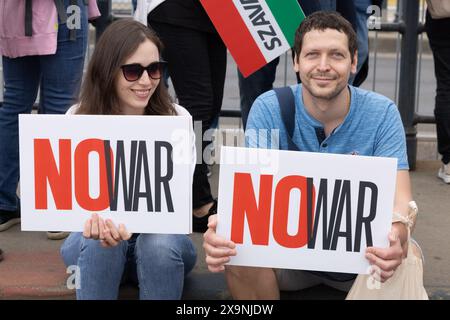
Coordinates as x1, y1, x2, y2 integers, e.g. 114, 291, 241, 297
83, 213, 132, 248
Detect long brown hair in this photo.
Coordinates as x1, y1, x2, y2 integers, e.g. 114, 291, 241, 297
77, 19, 175, 115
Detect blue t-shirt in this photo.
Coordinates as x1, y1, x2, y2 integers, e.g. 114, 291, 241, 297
245, 84, 409, 170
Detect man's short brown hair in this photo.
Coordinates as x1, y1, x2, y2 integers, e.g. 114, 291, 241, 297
294, 11, 358, 62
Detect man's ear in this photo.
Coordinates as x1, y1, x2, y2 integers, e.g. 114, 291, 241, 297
351, 50, 358, 75
293, 53, 300, 73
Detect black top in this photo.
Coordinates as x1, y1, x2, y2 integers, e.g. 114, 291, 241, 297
148, 0, 217, 33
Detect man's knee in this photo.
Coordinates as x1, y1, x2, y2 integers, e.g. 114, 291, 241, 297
225, 265, 272, 281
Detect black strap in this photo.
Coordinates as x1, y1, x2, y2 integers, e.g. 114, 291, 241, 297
69, 0, 78, 41
54, 0, 81, 41
274, 87, 300, 151
25, 0, 33, 37
54, 0, 68, 24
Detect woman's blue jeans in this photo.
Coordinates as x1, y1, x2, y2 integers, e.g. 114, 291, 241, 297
60, 233, 197, 300
0, 0, 88, 211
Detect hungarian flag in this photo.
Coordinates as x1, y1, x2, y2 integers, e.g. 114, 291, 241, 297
200, 0, 305, 77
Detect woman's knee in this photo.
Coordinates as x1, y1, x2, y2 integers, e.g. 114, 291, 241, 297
60, 232, 83, 267
136, 234, 196, 265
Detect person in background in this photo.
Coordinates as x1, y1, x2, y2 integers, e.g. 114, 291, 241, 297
60, 19, 197, 300
139, 0, 226, 232
425, 3, 450, 184
0, 0, 100, 240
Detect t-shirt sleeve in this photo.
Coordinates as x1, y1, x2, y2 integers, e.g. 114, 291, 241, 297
245, 94, 278, 149
374, 103, 409, 170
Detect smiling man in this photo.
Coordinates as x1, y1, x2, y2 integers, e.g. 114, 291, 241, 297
202, 11, 414, 299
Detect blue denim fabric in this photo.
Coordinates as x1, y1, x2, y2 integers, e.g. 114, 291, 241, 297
0, 0, 88, 211
354, 0, 371, 74
319, 0, 371, 84
60, 232, 197, 300
318, 0, 336, 10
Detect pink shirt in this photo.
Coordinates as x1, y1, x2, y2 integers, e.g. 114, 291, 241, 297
0, 0, 100, 58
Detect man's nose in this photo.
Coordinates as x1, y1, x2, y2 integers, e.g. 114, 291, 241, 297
317, 55, 331, 71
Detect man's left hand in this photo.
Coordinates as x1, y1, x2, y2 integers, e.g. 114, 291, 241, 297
365, 226, 405, 283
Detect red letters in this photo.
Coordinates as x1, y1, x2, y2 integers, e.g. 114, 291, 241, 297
273, 176, 314, 248
34, 139, 72, 210
74, 139, 111, 211
34, 139, 113, 211
231, 173, 315, 248
231, 173, 273, 245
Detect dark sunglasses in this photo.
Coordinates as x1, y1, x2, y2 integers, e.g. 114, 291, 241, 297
120, 61, 167, 81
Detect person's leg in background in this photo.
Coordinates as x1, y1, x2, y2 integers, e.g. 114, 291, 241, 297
351, 0, 371, 86
238, 58, 279, 130
0, 56, 40, 231
426, 12, 450, 183
39, 0, 88, 115
40, 0, 88, 239
318, 0, 336, 11
204, 31, 227, 176
134, 234, 197, 299
149, 22, 225, 230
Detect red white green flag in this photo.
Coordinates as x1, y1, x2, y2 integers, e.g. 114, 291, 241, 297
200, 0, 305, 77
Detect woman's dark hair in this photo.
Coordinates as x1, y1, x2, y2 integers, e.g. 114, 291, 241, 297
77, 19, 175, 115
294, 11, 358, 62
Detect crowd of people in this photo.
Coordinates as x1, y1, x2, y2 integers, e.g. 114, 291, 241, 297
0, 0, 447, 300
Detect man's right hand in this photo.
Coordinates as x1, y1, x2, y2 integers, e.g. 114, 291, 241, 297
202, 214, 237, 272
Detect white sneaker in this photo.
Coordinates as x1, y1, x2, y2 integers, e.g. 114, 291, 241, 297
438, 163, 450, 184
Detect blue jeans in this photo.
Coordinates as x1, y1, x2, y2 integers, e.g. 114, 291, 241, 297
354, 0, 371, 74
60, 233, 197, 300
238, 58, 279, 130
0, 0, 88, 211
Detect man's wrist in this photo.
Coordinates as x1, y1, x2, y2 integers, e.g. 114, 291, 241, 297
391, 221, 408, 247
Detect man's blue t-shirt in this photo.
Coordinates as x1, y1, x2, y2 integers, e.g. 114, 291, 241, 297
245, 84, 409, 170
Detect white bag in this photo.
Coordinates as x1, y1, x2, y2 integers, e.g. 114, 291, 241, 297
427, 0, 450, 19
134, 0, 166, 25
346, 201, 428, 300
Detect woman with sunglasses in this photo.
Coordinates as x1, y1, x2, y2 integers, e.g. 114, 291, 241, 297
60, 19, 197, 300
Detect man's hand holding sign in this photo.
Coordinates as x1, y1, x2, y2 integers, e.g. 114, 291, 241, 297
206, 147, 401, 275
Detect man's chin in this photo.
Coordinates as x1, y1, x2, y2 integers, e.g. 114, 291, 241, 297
309, 88, 338, 100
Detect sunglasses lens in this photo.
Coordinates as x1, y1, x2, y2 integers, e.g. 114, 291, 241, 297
148, 62, 162, 79
122, 65, 143, 81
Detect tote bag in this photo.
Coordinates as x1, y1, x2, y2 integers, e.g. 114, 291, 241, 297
427, 0, 450, 19
346, 201, 428, 300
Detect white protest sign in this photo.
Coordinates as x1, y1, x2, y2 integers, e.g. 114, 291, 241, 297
19, 114, 193, 234
217, 146, 397, 274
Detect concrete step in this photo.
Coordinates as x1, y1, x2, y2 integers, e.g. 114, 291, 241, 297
0, 227, 345, 300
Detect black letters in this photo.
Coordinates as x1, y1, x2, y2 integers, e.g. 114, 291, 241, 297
105, 140, 137, 211
155, 141, 174, 212
133, 141, 153, 212
241, 0, 281, 51
354, 181, 378, 251
264, 37, 282, 51
330, 180, 353, 251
